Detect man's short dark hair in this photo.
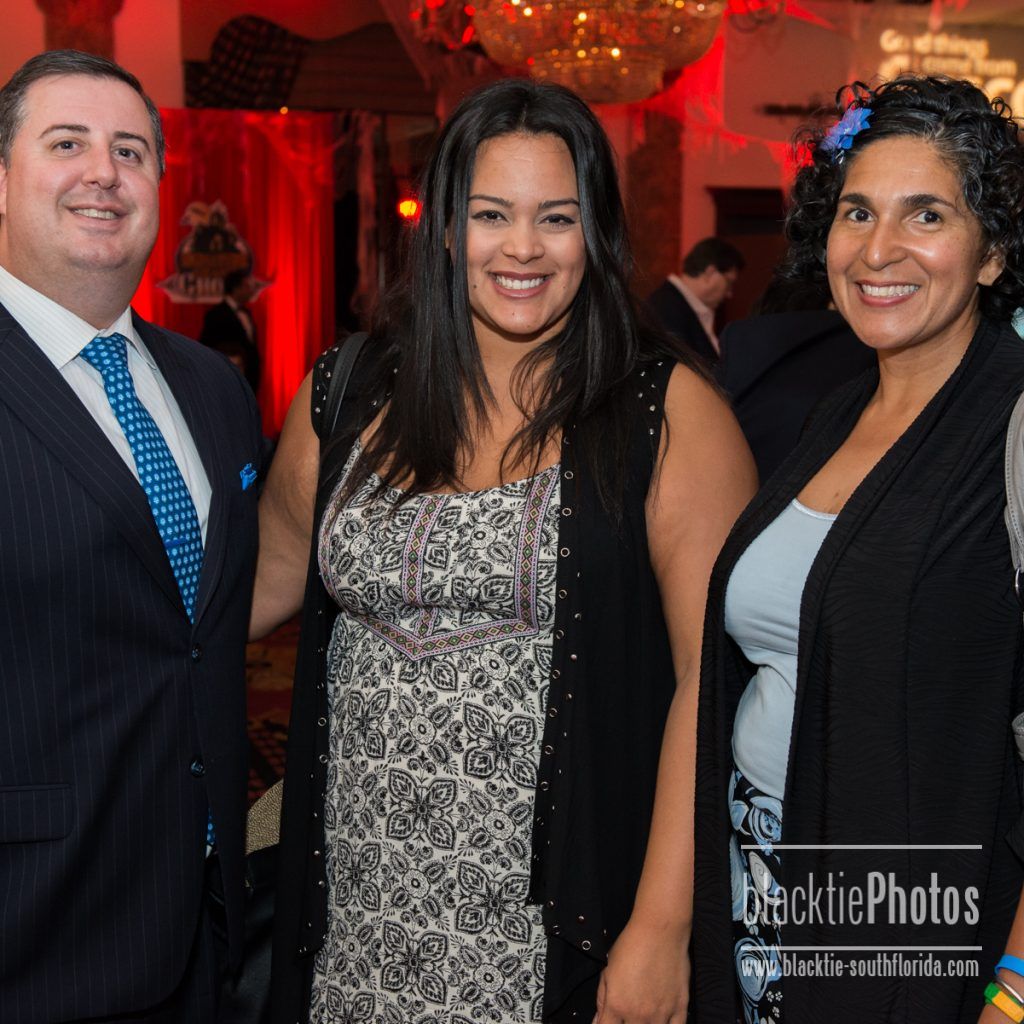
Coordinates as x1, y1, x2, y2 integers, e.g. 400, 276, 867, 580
682, 237, 745, 277
0, 49, 165, 175
223, 269, 250, 296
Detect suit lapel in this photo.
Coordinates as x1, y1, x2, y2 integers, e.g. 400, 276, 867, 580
134, 313, 229, 625
0, 305, 183, 612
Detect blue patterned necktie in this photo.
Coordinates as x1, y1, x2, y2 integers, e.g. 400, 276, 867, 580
80, 333, 214, 846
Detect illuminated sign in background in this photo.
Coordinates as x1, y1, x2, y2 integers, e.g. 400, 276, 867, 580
871, 21, 1024, 110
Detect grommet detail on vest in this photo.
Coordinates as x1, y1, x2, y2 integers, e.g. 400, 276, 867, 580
319, 754, 328, 764
318, 880, 325, 888
574, 612, 582, 620
551, 668, 560, 679
581, 940, 592, 950
312, 811, 319, 818
561, 507, 572, 517
314, 407, 321, 415
317, 716, 327, 726
558, 589, 567, 599
547, 899, 556, 907
649, 405, 656, 412
559, 547, 570, 558
578, 915, 585, 922
570, 653, 578, 661
548, 707, 558, 717
544, 744, 554, 755
554, 629, 564, 640
563, 470, 574, 480
313, 849, 321, 857
566, 692, 573, 700
540, 781, 549, 790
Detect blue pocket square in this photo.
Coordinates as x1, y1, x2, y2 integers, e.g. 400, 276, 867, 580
240, 463, 258, 491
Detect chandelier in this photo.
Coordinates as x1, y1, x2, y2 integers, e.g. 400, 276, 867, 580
471, 1, 727, 104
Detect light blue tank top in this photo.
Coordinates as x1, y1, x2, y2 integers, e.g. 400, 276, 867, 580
725, 498, 836, 800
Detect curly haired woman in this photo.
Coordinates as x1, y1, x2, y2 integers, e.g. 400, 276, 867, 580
692, 75, 1024, 1024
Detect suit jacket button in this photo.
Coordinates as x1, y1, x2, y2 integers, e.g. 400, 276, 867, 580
190, 759, 205, 777
191, 644, 203, 662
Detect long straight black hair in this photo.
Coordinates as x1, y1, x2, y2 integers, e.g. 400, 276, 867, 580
335, 77, 690, 515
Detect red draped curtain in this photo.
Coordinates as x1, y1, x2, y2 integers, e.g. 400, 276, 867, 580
133, 108, 335, 435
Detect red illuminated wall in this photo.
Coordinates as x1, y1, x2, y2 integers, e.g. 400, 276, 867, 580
133, 108, 335, 435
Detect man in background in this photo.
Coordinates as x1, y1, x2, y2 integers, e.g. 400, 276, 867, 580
200, 267, 261, 393
646, 236, 745, 366
0, 50, 260, 1022
718, 277, 875, 480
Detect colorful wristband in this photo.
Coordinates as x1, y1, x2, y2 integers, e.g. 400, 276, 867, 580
999, 956, 1024, 979
986, 981, 1024, 1022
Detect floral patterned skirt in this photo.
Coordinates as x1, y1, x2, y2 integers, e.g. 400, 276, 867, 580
309, 457, 561, 1023
729, 767, 784, 1024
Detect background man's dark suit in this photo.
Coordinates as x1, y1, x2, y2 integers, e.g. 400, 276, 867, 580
646, 278, 718, 365
0, 303, 261, 1022
200, 299, 261, 393
718, 309, 876, 480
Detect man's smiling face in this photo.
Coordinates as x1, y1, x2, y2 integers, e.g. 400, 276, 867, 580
0, 73, 160, 296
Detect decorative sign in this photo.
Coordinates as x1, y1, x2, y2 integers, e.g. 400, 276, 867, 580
873, 24, 1024, 110
157, 200, 266, 304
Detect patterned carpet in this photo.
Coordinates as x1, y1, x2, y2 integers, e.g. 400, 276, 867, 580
246, 617, 299, 803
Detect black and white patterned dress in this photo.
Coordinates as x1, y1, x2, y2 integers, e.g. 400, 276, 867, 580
308, 443, 559, 1024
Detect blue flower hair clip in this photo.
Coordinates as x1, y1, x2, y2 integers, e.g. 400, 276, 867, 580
821, 105, 872, 159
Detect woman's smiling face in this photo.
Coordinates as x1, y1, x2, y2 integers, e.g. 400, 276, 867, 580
826, 135, 1002, 360
464, 131, 586, 352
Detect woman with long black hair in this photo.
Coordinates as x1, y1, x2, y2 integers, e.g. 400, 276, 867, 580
253, 79, 755, 1023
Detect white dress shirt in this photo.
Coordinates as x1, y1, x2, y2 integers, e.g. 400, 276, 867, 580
0, 265, 212, 543
668, 273, 719, 353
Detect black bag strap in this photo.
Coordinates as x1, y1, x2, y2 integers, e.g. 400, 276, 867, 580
323, 331, 369, 440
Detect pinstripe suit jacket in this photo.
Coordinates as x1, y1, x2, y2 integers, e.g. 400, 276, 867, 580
0, 302, 261, 1023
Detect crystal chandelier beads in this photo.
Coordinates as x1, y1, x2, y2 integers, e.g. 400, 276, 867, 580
471, 1, 726, 104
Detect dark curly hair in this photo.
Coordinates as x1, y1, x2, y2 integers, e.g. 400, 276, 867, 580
780, 74, 1024, 322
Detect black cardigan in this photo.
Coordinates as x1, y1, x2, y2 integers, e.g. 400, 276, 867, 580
693, 319, 1024, 1023
270, 350, 679, 1021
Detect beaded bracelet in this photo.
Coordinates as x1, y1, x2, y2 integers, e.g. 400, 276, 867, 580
986, 981, 1024, 1022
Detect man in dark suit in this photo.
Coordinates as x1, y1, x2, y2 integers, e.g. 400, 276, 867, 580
0, 51, 260, 1022
646, 237, 745, 366
200, 268, 261, 394
719, 308, 875, 481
